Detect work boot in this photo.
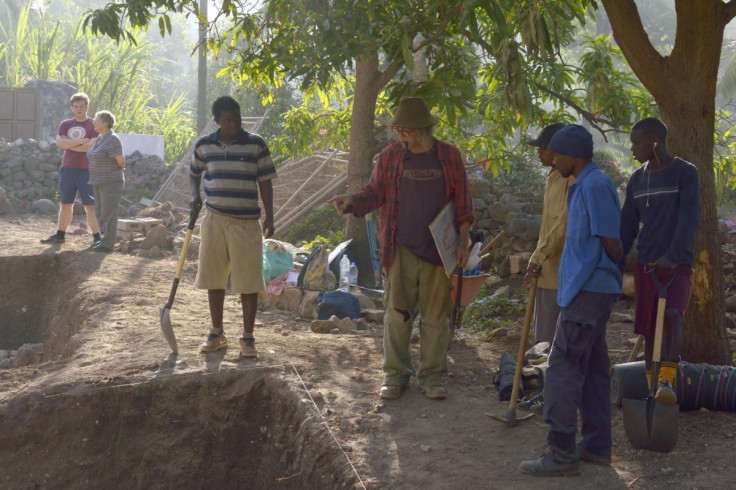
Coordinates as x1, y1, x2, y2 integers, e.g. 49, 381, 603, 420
239, 337, 258, 358
655, 380, 677, 405
519, 447, 580, 476
41, 233, 65, 244
200, 329, 228, 352
576, 442, 611, 466
423, 385, 447, 400
379, 385, 404, 400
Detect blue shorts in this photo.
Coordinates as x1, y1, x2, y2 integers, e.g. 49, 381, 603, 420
59, 168, 95, 205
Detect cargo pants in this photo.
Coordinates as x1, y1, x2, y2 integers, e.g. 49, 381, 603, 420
382, 245, 452, 390
543, 290, 617, 455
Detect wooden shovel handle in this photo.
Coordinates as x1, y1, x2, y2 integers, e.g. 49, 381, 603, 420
508, 277, 537, 412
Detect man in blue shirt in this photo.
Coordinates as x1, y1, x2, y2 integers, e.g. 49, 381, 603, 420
520, 124, 623, 477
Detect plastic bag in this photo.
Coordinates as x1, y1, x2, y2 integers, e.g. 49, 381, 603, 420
297, 246, 336, 291
262, 239, 294, 284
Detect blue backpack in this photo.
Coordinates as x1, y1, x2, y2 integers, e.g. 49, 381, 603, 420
316, 290, 361, 320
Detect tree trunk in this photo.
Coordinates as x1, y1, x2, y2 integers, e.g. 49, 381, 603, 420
346, 54, 381, 287
659, 96, 729, 365
602, 0, 730, 363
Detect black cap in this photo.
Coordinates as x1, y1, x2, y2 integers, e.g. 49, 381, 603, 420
528, 123, 565, 147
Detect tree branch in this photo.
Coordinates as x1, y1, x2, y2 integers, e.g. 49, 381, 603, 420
534, 83, 628, 140
412, 1, 468, 51
721, 0, 736, 24
600, 0, 665, 90
377, 58, 403, 89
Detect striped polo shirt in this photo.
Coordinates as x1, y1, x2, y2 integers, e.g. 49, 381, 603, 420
190, 128, 277, 219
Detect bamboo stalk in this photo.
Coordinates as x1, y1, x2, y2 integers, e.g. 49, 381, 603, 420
273, 149, 340, 221
274, 172, 348, 234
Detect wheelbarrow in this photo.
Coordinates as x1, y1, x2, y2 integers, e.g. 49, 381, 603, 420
450, 271, 490, 344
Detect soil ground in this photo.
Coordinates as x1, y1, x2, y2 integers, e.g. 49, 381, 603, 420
1, 213, 735, 489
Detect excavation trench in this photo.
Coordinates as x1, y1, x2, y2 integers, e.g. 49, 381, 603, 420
0, 254, 359, 488
0, 253, 92, 364
0, 370, 359, 489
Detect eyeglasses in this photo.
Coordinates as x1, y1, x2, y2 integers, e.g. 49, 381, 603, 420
394, 127, 413, 136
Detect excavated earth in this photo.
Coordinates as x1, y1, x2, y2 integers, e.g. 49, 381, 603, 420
1, 213, 735, 489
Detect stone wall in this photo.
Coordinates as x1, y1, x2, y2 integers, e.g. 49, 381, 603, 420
0, 137, 174, 214
468, 177, 544, 277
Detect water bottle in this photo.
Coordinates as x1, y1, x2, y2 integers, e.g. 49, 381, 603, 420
339, 255, 350, 291
349, 262, 358, 285
464, 242, 482, 273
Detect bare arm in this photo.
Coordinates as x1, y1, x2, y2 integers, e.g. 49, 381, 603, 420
601, 237, 623, 265
115, 155, 125, 169
258, 179, 275, 238
189, 173, 202, 209
56, 135, 91, 151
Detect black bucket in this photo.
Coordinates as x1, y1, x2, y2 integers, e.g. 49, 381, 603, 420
610, 361, 649, 407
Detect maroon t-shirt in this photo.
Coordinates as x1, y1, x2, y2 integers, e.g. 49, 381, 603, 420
58, 118, 98, 169
394, 146, 447, 265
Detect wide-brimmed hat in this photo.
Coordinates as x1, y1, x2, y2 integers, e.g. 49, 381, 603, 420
528, 123, 564, 147
548, 124, 594, 158
389, 97, 438, 128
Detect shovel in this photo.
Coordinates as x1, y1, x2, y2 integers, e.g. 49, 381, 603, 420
622, 270, 678, 452
485, 277, 537, 427
160, 203, 202, 354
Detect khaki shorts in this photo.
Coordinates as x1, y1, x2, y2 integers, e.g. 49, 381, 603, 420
195, 211, 265, 294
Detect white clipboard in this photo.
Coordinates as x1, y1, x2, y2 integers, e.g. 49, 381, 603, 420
429, 201, 458, 278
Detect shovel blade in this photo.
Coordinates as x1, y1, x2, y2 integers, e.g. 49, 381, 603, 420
159, 307, 178, 355
622, 397, 678, 453
484, 410, 534, 427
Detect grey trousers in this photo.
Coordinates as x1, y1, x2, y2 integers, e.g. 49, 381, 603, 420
94, 180, 123, 249
533, 287, 561, 344
543, 290, 617, 454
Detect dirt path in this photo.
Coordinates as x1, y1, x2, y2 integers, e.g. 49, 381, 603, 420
0, 213, 735, 489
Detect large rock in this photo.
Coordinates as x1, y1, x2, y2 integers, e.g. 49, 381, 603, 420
362, 309, 385, 323
507, 216, 541, 241
261, 287, 302, 312
13, 343, 43, 367
0, 187, 11, 214
486, 203, 510, 224
30, 198, 56, 213
508, 252, 531, 275
310, 318, 338, 333
725, 294, 736, 313
472, 198, 488, 212
719, 220, 730, 245
139, 224, 169, 249
298, 290, 320, 318
468, 178, 492, 198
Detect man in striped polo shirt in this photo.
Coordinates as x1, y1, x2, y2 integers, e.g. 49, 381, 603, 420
190, 96, 277, 358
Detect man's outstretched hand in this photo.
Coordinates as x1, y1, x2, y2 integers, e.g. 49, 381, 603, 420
329, 194, 354, 214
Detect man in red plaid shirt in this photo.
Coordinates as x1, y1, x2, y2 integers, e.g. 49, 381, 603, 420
331, 97, 474, 401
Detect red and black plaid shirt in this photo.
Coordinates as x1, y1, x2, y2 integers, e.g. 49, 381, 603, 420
351, 139, 475, 269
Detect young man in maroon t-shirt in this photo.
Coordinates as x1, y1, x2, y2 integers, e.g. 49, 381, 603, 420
41, 92, 101, 245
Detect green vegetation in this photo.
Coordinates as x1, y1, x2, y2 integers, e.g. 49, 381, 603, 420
0, 3, 196, 162
281, 206, 345, 250
463, 288, 528, 335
